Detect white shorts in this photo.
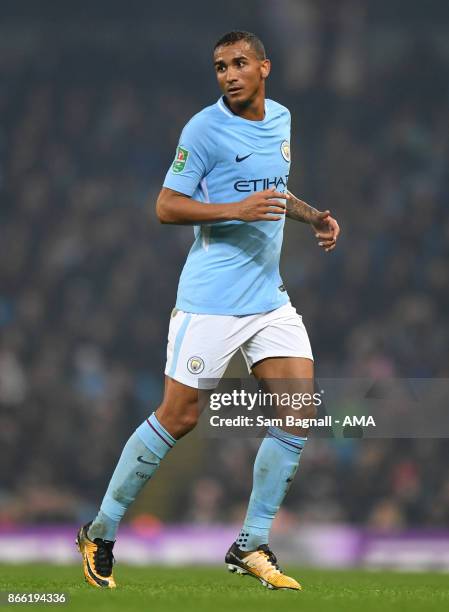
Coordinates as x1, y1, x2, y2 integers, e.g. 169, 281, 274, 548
164, 302, 313, 389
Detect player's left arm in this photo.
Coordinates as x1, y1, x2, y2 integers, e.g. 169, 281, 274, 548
286, 190, 340, 252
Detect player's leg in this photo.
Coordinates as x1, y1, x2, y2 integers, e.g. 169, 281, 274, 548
88, 377, 199, 541
77, 377, 199, 588
78, 309, 242, 588
226, 305, 313, 590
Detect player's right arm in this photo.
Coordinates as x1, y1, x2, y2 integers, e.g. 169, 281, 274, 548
157, 112, 287, 225
156, 187, 288, 225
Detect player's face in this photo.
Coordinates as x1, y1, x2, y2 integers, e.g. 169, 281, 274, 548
213, 42, 270, 107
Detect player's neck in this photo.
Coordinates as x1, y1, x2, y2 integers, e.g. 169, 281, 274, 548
223, 94, 266, 121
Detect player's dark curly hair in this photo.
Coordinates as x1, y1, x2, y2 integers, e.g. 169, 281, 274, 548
213, 31, 266, 60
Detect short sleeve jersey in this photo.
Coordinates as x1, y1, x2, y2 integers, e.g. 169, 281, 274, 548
163, 96, 291, 315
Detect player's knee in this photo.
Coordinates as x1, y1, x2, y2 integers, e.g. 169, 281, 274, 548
158, 400, 199, 437
178, 403, 200, 433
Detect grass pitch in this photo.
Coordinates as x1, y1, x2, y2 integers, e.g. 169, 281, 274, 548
1, 564, 449, 612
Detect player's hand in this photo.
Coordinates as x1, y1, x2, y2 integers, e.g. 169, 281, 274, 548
235, 188, 289, 222
311, 210, 340, 252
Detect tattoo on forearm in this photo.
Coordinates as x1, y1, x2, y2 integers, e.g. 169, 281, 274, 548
286, 190, 319, 223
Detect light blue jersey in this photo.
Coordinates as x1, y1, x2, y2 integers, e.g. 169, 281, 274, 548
163, 96, 291, 315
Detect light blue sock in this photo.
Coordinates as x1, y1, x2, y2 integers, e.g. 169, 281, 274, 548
236, 426, 306, 551
87, 413, 176, 541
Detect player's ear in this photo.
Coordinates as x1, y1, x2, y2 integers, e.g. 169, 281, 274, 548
260, 59, 271, 79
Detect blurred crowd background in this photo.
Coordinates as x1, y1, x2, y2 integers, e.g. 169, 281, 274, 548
1, 0, 448, 532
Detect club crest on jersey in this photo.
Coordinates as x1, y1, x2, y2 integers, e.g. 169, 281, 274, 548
187, 356, 205, 374
280, 140, 291, 162
172, 146, 189, 173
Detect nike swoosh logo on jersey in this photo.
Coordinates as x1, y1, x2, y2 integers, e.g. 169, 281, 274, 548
235, 153, 253, 162
137, 456, 158, 465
